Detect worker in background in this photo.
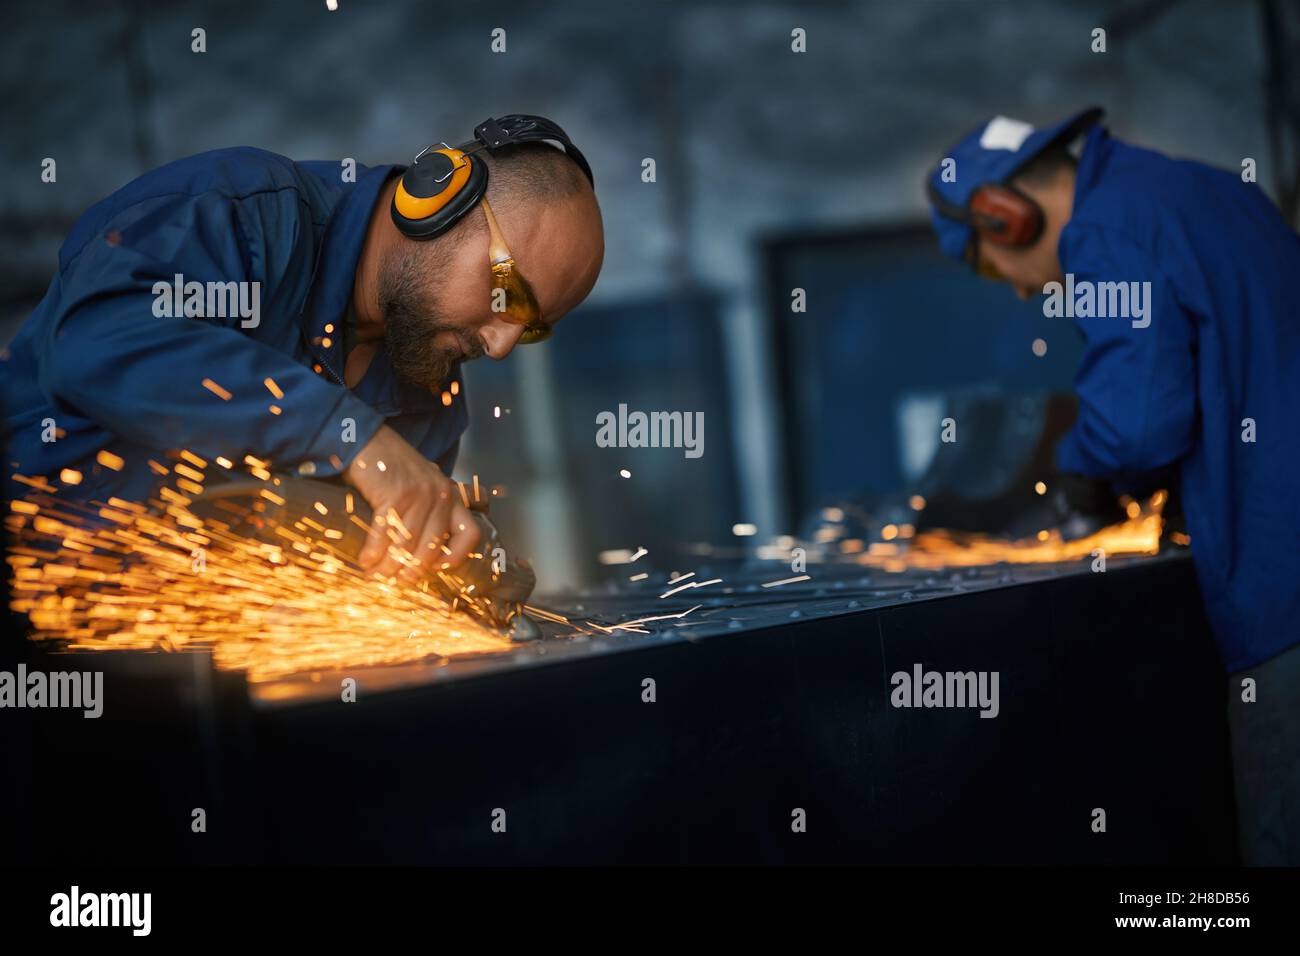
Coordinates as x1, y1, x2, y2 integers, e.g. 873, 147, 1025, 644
925, 107, 1300, 865
1, 116, 604, 581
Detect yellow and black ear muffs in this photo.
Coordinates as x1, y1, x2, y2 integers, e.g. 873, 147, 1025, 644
391, 114, 594, 241
391, 143, 489, 241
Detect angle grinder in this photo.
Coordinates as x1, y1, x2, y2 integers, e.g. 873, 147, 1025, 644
186, 476, 542, 641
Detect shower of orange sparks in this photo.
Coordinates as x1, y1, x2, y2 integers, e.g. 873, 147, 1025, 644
762, 493, 1167, 571
858, 497, 1163, 571
5, 457, 516, 682
7, 434, 1171, 684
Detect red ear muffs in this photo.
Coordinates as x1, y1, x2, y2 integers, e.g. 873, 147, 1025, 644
967, 183, 1044, 247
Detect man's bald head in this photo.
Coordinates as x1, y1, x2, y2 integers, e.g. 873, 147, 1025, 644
427, 142, 593, 251
482, 141, 592, 205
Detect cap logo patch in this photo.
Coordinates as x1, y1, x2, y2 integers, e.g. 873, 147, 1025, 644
979, 116, 1035, 151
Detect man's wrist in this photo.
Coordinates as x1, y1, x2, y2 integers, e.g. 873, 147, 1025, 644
298, 395, 385, 479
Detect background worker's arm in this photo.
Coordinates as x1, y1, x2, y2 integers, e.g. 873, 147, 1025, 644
1054, 225, 1198, 486
36, 190, 386, 478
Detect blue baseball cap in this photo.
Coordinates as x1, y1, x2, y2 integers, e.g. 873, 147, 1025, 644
926, 107, 1104, 262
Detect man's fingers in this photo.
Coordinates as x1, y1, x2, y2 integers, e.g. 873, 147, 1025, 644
380, 485, 453, 581
401, 491, 460, 580
400, 516, 445, 583
341, 428, 471, 583
357, 513, 390, 570
372, 545, 407, 580
428, 483, 455, 542
441, 504, 482, 569
372, 502, 425, 579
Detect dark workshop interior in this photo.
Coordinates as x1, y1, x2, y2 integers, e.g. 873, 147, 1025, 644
3, 0, 1298, 885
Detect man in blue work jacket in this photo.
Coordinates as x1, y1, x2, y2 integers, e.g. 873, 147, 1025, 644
926, 108, 1300, 865
2, 116, 604, 580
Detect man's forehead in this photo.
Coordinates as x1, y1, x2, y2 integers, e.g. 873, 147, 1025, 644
510, 200, 602, 312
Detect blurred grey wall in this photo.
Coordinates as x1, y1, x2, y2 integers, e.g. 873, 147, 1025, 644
1, 0, 1288, 586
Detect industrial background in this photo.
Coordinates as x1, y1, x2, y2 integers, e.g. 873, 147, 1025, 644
6, 0, 1299, 869
3, 0, 1296, 590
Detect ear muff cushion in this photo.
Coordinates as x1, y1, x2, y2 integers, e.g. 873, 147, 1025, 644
391, 148, 488, 240
968, 184, 1043, 247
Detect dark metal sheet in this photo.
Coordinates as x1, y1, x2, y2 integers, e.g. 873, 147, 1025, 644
7, 551, 1236, 865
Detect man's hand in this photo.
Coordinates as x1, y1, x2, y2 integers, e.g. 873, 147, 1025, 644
344, 425, 481, 581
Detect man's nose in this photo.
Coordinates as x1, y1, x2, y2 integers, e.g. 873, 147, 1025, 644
479, 320, 526, 360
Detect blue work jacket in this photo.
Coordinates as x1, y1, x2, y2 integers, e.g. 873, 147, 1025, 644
2, 148, 466, 504
1056, 127, 1300, 671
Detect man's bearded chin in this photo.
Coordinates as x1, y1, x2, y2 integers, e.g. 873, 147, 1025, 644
379, 250, 464, 389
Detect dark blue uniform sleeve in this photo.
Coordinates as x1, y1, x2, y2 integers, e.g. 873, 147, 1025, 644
1055, 225, 1197, 482
36, 190, 386, 475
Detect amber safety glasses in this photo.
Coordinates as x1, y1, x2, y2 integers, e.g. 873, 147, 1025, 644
481, 197, 551, 344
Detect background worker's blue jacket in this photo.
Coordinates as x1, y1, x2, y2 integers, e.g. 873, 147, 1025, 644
1055, 126, 1300, 672
2, 148, 467, 505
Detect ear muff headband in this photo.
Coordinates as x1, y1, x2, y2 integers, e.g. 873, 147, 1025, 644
391, 114, 593, 241
473, 114, 593, 186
